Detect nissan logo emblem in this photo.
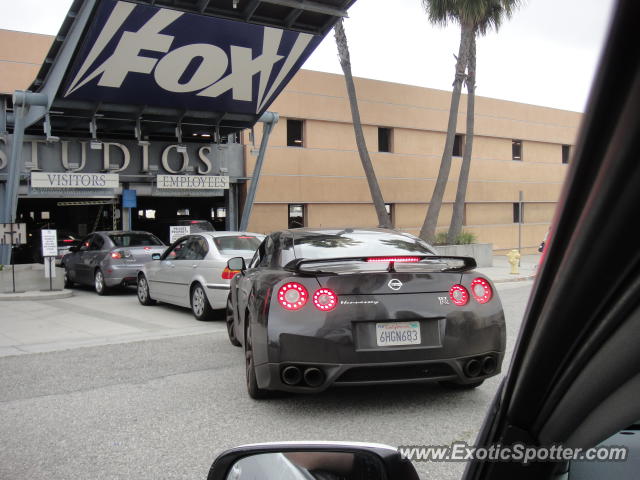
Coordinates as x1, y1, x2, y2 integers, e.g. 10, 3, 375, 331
388, 279, 403, 291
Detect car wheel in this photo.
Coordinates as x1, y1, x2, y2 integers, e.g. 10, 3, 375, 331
226, 294, 241, 347
94, 269, 109, 296
245, 321, 272, 399
63, 267, 74, 289
439, 380, 484, 390
191, 283, 214, 321
137, 274, 156, 306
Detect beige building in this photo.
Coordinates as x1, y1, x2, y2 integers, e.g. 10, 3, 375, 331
247, 70, 580, 253
2, 29, 581, 254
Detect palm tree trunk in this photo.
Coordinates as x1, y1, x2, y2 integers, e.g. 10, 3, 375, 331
447, 32, 476, 244
334, 19, 391, 229
419, 22, 473, 243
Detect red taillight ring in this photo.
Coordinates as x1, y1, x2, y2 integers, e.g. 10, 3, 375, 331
449, 284, 469, 306
278, 283, 308, 311
471, 278, 493, 304
312, 288, 338, 311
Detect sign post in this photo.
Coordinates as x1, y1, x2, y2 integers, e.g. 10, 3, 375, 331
1, 223, 27, 293
41, 229, 58, 291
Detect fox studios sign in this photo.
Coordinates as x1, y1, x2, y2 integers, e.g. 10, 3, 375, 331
62, 0, 323, 116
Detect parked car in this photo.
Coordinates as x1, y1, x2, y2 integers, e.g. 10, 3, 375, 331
136, 231, 265, 321
208, 0, 640, 477
11, 228, 81, 265
62, 231, 166, 294
225, 227, 505, 398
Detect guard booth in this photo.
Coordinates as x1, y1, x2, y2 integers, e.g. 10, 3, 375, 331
0, 0, 355, 263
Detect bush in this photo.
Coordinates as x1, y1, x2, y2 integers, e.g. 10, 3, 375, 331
433, 230, 477, 245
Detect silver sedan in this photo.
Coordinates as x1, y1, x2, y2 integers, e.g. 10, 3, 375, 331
136, 231, 264, 320
63, 231, 166, 295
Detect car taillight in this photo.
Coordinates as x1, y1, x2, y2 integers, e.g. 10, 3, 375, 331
111, 251, 122, 259
221, 267, 239, 280
111, 250, 130, 259
449, 284, 469, 306
312, 288, 338, 311
471, 278, 493, 304
278, 283, 308, 311
366, 256, 422, 263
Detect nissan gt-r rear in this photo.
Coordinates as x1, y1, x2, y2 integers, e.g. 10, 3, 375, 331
226, 228, 506, 398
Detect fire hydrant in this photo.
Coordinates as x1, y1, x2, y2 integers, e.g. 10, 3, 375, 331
507, 249, 521, 275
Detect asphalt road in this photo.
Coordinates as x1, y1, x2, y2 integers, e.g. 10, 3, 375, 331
0, 281, 533, 480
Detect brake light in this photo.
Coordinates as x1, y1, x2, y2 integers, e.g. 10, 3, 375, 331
366, 256, 422, 263
278, 283, 308, 311
144, 247, 151, 251
471, 278, 493, 304
449, 284, 469, 306
111, 250, 130, 259
62, 239, 74, 243
221, 267, 240, 280
312, 288, 338, 311
111, 251, 122, 259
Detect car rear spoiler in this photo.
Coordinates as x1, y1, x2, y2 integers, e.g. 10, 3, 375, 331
284, 256, 477, 274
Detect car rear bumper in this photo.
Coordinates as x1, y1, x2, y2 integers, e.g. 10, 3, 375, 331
255, 353, 504, 393
103, 264, 142, 287
205, 283, 230, 309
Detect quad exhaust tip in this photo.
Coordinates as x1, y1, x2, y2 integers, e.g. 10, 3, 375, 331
464, 358, 482, 377
303, 367, 325, 388
281, 366, 302, 385
482, 355, 497, 375
464, 355, 498, 378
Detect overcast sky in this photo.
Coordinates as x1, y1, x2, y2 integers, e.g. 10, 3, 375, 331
0, 0, 616, 112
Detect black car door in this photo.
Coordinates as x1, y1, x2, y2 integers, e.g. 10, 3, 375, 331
465, 2, 640, 479
235, 234, 277, 345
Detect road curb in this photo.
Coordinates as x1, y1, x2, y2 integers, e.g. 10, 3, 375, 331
492, 274, 536, 284
0, 289, 74, 301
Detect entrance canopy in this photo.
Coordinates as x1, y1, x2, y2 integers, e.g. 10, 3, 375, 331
22, 0, 356, 141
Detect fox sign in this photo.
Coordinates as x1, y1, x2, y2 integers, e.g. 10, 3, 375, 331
62, 0, 323, 115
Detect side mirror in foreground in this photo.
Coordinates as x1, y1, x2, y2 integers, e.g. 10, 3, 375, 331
207, 442, 419, 480
227, 257, 246, 272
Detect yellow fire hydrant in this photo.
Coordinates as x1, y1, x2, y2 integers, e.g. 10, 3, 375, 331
507, 249, 521, 275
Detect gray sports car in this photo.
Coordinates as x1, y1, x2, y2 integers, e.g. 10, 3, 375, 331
62, 231, 166, 294
226, 228, 506, 398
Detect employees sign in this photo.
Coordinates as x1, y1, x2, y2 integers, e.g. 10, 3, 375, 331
63, 0, 323, 115
157, 175, 229, 189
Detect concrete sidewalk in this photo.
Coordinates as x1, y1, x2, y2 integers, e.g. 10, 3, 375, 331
476, 253, 540, 283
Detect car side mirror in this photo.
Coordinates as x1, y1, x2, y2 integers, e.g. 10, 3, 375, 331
227, 257, 246, 272
151, 253, 161, 260
207, 442, 419, 480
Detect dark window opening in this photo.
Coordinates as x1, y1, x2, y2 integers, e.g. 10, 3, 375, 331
378, 127, 392, 152
513, 202, 524, 223
288, 204, 305, 228
512, 140, 523, 160
453, 134, 464, 157
562, 145, 571, 164
287, 119, 304, 147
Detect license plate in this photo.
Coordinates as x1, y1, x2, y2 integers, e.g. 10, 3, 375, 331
376, 321, 421, 347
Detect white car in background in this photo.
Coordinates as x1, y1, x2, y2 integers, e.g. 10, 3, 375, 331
136, 231, 264, 320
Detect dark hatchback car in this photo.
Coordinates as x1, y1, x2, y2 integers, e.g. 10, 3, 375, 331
63, 231, 166, 295
226, 228, 505, 398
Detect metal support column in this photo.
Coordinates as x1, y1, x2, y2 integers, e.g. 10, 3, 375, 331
239, 111, 279, 231
0, 91, 48, 265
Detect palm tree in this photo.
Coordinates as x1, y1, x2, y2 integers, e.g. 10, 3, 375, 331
334, 18, 392, 229
419, 0, 520, 244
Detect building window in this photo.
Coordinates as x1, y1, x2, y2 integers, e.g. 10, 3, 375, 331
512, 140, 523, 160
453, 134, 464, 157
287, 119, 304, 147
378, 127, 392, 153
513, 202, 523, 223
562, 145, 571, 164
288, 204, 305, 228
385, 203, 394, 226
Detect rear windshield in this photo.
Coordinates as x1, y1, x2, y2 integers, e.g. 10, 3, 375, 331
214, 235, 262, 253
293, 231, 435, 259
109, 233, 164, 247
